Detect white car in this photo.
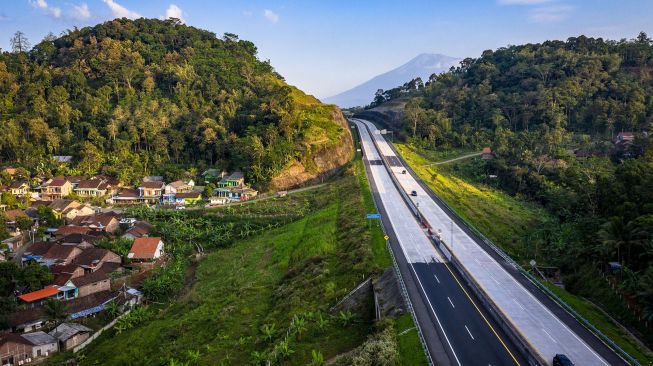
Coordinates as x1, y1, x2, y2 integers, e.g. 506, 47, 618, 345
175, 206, 186, 210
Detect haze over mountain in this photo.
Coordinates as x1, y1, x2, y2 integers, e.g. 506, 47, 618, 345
323, 53, 460, 108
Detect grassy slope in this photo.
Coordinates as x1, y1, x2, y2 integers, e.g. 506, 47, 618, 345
395, 143, 548, 259
395, 143, 653, 365
351, 128, 426, 365
71, 163, 428, 365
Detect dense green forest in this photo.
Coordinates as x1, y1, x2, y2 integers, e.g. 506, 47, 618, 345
374, 33, 653, 333
0, 18, 346, 188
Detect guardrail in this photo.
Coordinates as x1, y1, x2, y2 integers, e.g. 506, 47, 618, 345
351, 121, 434, 366
377, 127, 641, 366
357, 119, 543, 365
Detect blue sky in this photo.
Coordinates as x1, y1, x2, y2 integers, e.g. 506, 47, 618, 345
0, 1, 651, 98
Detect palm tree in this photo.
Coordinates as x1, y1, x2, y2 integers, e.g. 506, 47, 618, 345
105, 300, 121, 319
43, 298, 66, 328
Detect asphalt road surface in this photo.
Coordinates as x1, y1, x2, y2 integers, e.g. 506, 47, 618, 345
354, 119, 528, 366
356, 118, 627, 366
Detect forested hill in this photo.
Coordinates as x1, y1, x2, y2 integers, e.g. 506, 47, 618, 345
374, 33, 653, 342
0, 18, 352, 189
399, 33, 653, 144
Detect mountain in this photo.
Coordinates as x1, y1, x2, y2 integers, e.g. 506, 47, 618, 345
323, 53, 460, 108
0, 18, 352, 190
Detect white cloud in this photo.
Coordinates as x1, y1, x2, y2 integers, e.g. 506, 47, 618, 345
164, 4, 183, 22
498, 0, 553, 4
72, 3, 91, 20
30, 0, 61, 19
529, 5, 574, 23
263, 9, 279, 23
103, 0, 141, 19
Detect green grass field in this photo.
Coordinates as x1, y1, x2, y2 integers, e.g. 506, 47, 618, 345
395, 143, 549, 260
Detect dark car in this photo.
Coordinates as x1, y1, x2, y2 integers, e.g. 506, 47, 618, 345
402, 170, 407, 174
411, 190, 417, 196
553, 354, 574, 366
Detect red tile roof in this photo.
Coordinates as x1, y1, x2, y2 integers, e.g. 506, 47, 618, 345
129, 237, 163, 259
0, 331, 33, 346
3, 209, 28, 221
18, 287, 59, 303
175, 192, 200, 199
141, 181, 164, 189
46, 176, 69, 187
55, 225, 90, 236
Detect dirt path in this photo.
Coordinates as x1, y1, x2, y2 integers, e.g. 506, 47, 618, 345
423, 151, 482, 166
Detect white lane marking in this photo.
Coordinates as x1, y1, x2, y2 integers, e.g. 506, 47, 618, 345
542, 329, 557, 343
447, 297, 455, 308
490, 275, 500, 285
433, 274, 440, 284
465, 325, 475, 340
354, 120, 462, 366
366, 113, 612, 365
512, 298, 525, 310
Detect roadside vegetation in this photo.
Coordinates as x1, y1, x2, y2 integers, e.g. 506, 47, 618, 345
394, 143, 653, 364
56, 165, 421, 365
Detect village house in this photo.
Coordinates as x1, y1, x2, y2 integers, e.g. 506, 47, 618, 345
21, 331, 58, 360
0, 332, 33, 365
162, 180, 195, 205
57, 233, 98, 249
71, 213, 119, 234
481, 147, 494, 160
73, 247, 121, 273
138, 181, 165, 204
9, 181, 30, 197
40, 244, 83, 267
67, 270, 111, 297
217, 171, 245, 188
49, 323, 92, 351
18, 286, 75, 307
615, 131, 635, 145
74, 178, 108, 198
174, 192, 202, 206
51, 264, 85, 286
122, 221, 153, 240
7, 308, 46, 334
54, 225, 91, 240
128, 237, 164, 262
109, 188, 140, 205
41, 177, 73, 201
201, 168, 227, 183
214, 185, 258, 202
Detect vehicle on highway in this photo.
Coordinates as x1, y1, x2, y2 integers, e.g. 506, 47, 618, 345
553, 354, 574, 366
402, 169, 407, 174
175, 206, 186, 210
411, 190, 417, 196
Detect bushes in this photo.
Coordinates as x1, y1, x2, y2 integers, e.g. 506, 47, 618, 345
140, 259, 186, 302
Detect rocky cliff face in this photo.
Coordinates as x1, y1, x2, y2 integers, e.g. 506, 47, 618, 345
270, 108, 353, 190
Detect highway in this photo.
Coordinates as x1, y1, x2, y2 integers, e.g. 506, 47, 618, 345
356, 118, 627, 366
353, 119, 527, 366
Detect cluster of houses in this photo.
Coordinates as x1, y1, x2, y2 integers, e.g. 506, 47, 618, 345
1, 169, 258, 210
1, 323, 94, 365
0, 203, 168, 363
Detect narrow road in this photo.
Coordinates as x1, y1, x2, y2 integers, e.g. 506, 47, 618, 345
423, 151, 482, 166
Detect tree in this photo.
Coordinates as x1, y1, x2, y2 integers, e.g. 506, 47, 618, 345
43, 298, 67, 327
10, 31, 30, 52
